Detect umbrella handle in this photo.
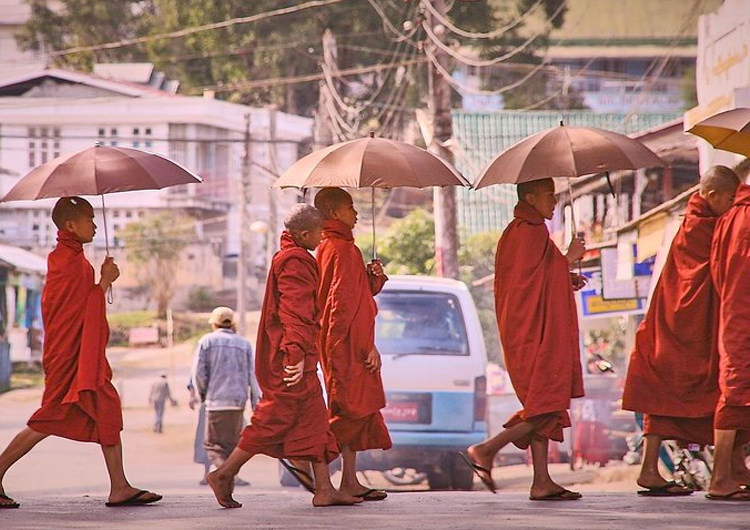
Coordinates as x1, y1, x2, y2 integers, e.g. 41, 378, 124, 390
100, 194, 114, 304
371, 187, 377, 261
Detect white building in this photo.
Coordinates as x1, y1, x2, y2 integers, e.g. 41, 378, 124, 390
0, 67, 312, 310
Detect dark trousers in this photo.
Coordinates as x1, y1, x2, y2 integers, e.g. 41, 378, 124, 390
204, 409, 244, 467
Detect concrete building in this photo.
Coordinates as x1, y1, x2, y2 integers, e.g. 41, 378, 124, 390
0, 67, 312, 311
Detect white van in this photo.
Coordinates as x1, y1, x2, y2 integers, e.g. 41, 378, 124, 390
356, 275, 489, 490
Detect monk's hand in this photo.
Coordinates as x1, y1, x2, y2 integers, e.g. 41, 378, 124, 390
99, 256, 121, 291
565, 236, 586, 265
283, 359, 305, 387
365, 346, 382, 373
570, 273, 588, 291
367, 259, 385, 278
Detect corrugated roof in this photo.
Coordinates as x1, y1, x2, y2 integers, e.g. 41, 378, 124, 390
0, 244, 47, 274
452, 110, 682, 236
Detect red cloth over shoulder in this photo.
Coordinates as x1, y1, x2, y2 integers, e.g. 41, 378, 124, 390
622, 193, 720, 418
316, 220, 388, 422
242, 231, 338, 462
27, 231, 122, 446
710, 184, 750, 408
494, 201, 584, 423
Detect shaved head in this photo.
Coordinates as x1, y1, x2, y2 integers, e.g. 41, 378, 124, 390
51, 196, 94, 230
314, 187, 352, 219
733, 158, 750, 182
700, 165, 740, 195
517, 178, 554, 201
284, 203, 324, 236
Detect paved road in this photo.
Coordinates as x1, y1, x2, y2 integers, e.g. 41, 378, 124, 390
2, 344, 748, 529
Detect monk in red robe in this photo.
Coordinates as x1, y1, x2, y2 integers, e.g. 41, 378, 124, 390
463, 178, 586, 500
307, 187, 391, 501
0, 197, 161, 509
708, 180, 750, 501
622, 166, 740, 496
206, 204, 361, 509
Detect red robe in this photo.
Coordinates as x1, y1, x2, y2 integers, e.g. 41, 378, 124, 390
27, 230, 122, 446
710, 184, 750, 434
495, 201, 584, 449
237, 231, 338, 462
316, 219, 392, 452
622, 193, 719, 445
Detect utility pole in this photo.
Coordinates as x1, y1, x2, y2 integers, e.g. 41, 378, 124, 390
236, 113, 251, 335
267, 107, 279, 272
313, 29, 336, 152
427, 0, 459, 279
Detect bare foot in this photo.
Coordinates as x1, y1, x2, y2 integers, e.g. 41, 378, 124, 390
530, 479, 580, 500
636, 471, 672, 489
312, 489, 364, 507
732, 471, 750, 486
107, 486, 162, 505
709, 478, 746, 498
207, 470, 242, 509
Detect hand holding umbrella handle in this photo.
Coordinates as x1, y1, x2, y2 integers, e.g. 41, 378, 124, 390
100, 257, 120, 303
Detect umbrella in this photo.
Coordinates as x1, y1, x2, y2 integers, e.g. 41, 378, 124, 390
473, 122, 665, 189
687, 107, 750, 158
1, 142, 203, 301
274, 134, 469, 258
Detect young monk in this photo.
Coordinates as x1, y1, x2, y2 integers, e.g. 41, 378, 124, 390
0, 197, 161, 509
305, 187, 391, 501
206, 204, 361, 508
708, 179, 750, 501
463, 178, 586, 500
622, 166, 740, 496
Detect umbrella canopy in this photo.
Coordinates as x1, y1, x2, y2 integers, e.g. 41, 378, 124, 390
472, 123, 665, 189
1, 144, 202, 202
687, 107, 750, 158
274, 136, 469, 189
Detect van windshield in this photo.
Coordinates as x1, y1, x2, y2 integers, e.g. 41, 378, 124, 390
375, 291, 469, 356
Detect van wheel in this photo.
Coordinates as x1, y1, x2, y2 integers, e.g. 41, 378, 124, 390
427, 468, 452, 490
448, 453, 475, 490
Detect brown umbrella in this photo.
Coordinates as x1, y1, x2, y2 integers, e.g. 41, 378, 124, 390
274, 135, 469, 257
473, 123, 665, 189
1, 143, 203, 301
687, 107, 750, 158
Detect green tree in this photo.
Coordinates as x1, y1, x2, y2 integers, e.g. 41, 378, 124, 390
459, 231, 503, 364
119, 213, 193, 318
19, 1, 568, 116
15, 0, 152, 70
377, 208, 435, 275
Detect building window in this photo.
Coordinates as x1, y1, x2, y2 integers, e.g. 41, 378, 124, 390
125, 211, 132, 218
28, 127, 61, 168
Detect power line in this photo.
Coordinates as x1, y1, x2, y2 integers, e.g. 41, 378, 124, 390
47, 0, 350, 58
419, 0, 546, 40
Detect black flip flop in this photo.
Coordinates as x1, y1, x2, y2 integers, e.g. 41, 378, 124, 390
705, 489, 750, 501
637, 481, 693, 497
530, 489, 582, 501
356, 488, 388, 501
0, 493, 20, 509
458, 451, 496, 494
105, 490, 163, 507
280, 459, 316, 494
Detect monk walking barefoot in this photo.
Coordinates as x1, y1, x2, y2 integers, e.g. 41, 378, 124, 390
0, 197, 160, 509
464, 179, 585, 501
206, 204, 361, 508
311, 188, 391, 501
707, 180, 750, 501
622, 166, 740, 496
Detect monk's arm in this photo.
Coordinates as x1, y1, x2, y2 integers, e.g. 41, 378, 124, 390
277, 259, 318, 366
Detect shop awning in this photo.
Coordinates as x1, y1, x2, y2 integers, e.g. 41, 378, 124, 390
0, 244, 47, 275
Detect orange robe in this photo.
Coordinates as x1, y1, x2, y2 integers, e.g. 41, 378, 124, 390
710, 184, 750, 435
622, 193, 719, 445
237, 231, 338, 462
495, 201, 584, 449
27, 230, 122, 446
316, 219, 392, 452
